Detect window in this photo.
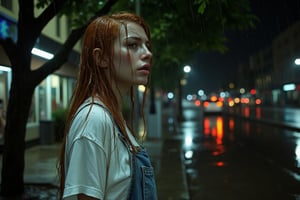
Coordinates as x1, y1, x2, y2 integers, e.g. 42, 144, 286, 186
0, 0, 12, 10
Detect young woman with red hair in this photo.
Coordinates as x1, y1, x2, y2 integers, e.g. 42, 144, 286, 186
58, 12, 157, 200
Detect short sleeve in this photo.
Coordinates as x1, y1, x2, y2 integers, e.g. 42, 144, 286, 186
63, 138, 106, 199
63, 104, 116, 199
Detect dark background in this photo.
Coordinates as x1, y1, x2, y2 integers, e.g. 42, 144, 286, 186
185, 0, 300, 95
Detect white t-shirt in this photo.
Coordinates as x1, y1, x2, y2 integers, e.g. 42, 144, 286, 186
63, 100, 138, 200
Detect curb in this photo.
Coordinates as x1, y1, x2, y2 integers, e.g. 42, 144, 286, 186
224, 112, 300, 132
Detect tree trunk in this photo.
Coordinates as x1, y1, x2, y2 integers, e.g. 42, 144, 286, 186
149, 86, 156, 114
1, 74, 35, 197
177, 79, 183, 121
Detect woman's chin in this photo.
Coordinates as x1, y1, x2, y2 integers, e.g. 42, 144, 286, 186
135, 79, 148, 86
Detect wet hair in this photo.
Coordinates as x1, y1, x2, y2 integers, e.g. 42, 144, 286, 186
58, 12, 152, 199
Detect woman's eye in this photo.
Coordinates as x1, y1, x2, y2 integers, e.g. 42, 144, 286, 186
127, 43, 138, 49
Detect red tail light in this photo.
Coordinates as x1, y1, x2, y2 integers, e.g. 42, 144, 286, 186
194, 100, 201, 106
203, 101, 209, 107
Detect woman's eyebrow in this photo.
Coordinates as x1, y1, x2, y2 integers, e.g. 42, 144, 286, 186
125, 36, 149, 42
125, 36, 141, 40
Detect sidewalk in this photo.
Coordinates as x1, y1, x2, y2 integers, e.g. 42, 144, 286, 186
0, 106, 190, 199
144, 107, 190, 199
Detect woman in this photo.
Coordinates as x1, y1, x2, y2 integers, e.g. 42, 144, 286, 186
58, 12, 157, 200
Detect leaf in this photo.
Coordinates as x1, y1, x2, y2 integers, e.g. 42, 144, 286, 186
197, 1, 207, 14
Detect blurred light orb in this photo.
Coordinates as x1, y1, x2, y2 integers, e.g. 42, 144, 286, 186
220, 92, 226, 98
138, 85, 146, 92
183, 65, 191, 73
229, 82, 235, 89
186, 94, 193, 101
180, 78, 187, 86
185, 150, 193, 159
167, 92, 174, 99
198, 89, 204, 96
240, 88, 245, 94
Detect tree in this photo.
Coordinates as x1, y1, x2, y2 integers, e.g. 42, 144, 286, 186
0, 0, 257, 197
144, 0, 258, 91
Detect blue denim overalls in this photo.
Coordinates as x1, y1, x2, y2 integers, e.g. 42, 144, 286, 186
90, 102, 158, 200
118, 133, 158, 200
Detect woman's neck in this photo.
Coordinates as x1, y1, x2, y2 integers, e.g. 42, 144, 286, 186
112, 84, 128, 113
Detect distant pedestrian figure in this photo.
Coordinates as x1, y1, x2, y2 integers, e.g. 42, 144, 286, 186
58, 12, 158, 200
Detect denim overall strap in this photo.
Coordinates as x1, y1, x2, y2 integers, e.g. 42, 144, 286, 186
128, 148, 158, 200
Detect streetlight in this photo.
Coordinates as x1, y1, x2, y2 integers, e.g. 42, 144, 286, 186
181, 65, 191, 85
295, 58, 300, 66
183, 65, 191, 73
293, 58, 300, 83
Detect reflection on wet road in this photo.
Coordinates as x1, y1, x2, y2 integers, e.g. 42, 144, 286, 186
180, 103, 300, 200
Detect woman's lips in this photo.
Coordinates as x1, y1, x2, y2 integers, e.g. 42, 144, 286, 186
138, 65, 150, 75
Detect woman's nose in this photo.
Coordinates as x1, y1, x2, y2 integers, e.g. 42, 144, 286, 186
141, 45, 152, 60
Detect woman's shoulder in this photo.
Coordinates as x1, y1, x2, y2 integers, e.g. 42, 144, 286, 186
75, 101, 114, 128
69, 101, 117, 147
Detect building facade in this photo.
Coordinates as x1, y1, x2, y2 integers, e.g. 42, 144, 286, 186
272, 20, 300, 106
0, 1, 80, 143
242, 20, 300, 107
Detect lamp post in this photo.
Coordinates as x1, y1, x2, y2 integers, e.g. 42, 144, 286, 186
178, 65, 191, 121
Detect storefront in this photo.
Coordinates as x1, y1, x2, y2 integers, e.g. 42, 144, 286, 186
0, 63, 77, 144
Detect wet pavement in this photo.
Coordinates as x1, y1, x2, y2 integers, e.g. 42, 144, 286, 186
183, 125, 292, 199
0, 144, 61, 200
182, 103, 300, 200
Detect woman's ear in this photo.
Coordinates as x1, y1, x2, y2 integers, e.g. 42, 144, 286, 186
93, 48, 109, 68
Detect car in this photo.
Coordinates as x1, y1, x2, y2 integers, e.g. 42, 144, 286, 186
202, 99, 223, 114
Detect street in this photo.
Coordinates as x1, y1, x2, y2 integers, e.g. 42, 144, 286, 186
177, 101, 300, 200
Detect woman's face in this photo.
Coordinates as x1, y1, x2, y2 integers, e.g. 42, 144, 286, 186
113, 22, 152, 89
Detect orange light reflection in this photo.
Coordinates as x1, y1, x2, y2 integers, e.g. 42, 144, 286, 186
243, 107, 250, 117
216, 117, 223, 144
213, 161, 225, 167
228, 118, 235, 141
256, 107, 261, 118
244, 122, 250, 136
211, 127, 217, 137
229, 118, 234, 131
204, 118, 210, 136
203, 117, 224, 144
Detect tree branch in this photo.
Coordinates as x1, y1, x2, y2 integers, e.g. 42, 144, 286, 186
34, 0, 67, 35
31, 0, 119, 85
18, 0, 34, 26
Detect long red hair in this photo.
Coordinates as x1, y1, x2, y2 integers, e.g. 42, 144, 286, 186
57, 12, 152, 199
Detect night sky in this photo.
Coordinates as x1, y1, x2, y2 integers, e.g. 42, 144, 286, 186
184, 0, 300, 95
